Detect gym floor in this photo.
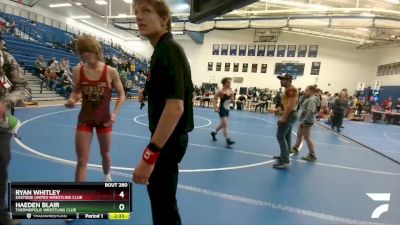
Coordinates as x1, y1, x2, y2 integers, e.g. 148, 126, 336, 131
319, 119, 400, 163
9, 101, 400, 225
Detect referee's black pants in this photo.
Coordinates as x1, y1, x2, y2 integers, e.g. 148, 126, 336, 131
147, 133, 188, 225
0, 132, 12, 223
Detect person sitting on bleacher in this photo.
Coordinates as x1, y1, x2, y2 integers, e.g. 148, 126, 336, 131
49, 60, 61, 77
62, 69, 73, 85
7, 21, 16, 36
64, 57, 70, 69
60, 59, 71, 76
44, 62, 58, 90
34, 55, 47, 77
66, 38, 75, 50
47, 56, 56, 67
62, 74, 73, 99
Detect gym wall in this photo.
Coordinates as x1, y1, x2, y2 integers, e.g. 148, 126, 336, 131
177, 29, 382, 94
371, 47, 400, 87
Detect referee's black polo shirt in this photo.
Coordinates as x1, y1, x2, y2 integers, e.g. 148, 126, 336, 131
146, 32, 194, 134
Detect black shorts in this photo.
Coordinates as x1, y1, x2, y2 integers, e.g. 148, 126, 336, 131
219, 108, 229, 118
300, 123, 314, 128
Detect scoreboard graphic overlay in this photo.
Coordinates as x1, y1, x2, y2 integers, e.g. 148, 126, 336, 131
8, 182, 132, 220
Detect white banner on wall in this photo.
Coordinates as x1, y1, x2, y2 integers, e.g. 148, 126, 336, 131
356, 83, 365, 91
371, 80, 382, 90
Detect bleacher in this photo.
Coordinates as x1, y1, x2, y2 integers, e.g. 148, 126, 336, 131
0, 12, 80, 71
1, 11, 144, 103
25, 73, 66, 102
104, 44, 121, 57
5, 34, 80, 69
0, 12, 71, 47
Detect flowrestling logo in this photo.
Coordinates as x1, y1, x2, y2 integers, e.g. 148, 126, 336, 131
366, 193, 391, 219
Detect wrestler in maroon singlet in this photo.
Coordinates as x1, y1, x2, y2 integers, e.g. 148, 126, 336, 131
77, 64, 112, 133
65, 34, 125, 183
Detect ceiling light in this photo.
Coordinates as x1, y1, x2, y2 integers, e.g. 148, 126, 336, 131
175, 3, 189, 11
75, 2, 83, 6
123, 0, 133, 3
49, 3, 72, 8
172, 31, 184, 35
95, 0, 108, 5
80, 19, 125, 39
70, 15, 91, 19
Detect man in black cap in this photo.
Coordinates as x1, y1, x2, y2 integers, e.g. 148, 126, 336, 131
273, 73, 298, 169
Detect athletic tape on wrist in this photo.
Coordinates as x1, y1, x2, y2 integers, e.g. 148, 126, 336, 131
142, 147, 160, 165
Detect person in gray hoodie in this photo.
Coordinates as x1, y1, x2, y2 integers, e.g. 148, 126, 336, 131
291, 85, 319, 161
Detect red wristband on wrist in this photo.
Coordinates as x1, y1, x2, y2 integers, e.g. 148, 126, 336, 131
142, 147, 160, 165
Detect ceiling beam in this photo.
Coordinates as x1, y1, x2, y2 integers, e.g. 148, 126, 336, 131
103, 8, 400, 20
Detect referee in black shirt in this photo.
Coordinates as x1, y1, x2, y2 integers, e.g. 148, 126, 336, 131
132, 1, 194, 225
